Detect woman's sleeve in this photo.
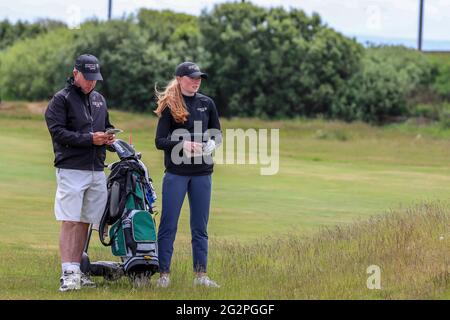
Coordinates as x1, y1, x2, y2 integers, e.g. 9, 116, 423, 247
208, 99, 222, 145
155, 107, 181, 151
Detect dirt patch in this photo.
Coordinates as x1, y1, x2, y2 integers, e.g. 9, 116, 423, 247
0, 101, 26, 111
0, 101, 47, 115
27, 102, 48, 115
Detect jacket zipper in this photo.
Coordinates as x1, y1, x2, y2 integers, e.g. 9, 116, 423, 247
84, 94, 95, 172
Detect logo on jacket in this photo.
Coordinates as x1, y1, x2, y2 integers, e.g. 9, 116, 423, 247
92, 101, 103, 108
197, 107, 207, 112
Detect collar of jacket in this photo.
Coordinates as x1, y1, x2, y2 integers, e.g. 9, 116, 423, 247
66, 76, 94, 97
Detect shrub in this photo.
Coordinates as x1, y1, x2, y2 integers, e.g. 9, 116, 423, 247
199, 2, 363, 118
339, 46, 437, 123
427, 53, 450, 100
0, 28, 75, 100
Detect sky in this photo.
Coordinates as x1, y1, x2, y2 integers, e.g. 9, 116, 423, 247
1, 0, 449, 45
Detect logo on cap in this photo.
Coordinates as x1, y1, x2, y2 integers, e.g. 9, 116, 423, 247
175, 61, 208, 79
85, 63, 98, 71
74, 54, 103, 81
188, 65, 200, 71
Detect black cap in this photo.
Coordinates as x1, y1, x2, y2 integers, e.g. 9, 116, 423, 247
175, 62, 208, 79
74, 54, 103, 81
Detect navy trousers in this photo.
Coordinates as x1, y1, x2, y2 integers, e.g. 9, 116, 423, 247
157, 172, 212, 273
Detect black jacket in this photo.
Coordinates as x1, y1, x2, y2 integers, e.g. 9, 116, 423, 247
155, 92, 221, 176
45, 78, 114, 171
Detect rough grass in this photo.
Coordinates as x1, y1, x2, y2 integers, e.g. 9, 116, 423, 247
0, 202, 448, 299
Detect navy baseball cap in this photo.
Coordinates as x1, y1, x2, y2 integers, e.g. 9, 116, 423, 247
175, 62, 208, 79
74, 54, 103, 81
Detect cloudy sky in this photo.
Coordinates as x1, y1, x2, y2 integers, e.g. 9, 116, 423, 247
1, 0, 449, 42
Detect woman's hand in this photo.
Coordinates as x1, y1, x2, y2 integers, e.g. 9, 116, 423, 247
202, 139, 216, 155
183, 141, 203, 157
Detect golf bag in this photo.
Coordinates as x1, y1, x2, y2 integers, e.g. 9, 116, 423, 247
81, 139, 159, 280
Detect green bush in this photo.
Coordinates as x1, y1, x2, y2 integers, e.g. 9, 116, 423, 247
338, 46, 437, 123
137, 9, 200, 55
199, 2, 363, 118
0, 28, 75, 100
427, 53, 450, 99
0, 19, 66, 50
0, 14, 200, 110
438, 103, 450, 128
68, 20, 170, 111
0, 4, 447, 123
409, 103, 441, 120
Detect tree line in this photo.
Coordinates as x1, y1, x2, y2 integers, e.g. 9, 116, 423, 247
1, 2, 449, 123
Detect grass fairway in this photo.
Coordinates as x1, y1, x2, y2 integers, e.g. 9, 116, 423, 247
0, 102, 449, 299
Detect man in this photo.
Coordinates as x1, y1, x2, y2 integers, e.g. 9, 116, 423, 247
45, 54, 115, 292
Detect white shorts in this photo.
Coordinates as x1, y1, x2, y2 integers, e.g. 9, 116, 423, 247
54, 168, 107, 225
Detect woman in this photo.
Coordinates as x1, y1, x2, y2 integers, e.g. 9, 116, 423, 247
154, 62, 222, 288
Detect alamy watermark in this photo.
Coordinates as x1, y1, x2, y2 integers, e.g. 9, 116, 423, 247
66, 5, 81, 30
366, 265, 381, 290
170, 121, 279, 175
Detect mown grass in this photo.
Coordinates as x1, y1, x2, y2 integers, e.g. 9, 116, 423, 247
0, 101, 449, 299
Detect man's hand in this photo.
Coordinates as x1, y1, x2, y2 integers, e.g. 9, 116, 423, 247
92, 132, 108, 145
105, 133, 116, 145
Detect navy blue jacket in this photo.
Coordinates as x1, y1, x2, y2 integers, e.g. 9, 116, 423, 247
45, 78, 114, 171
155, 93, 221, 176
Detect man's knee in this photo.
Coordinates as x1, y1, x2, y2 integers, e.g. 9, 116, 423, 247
61, 221, 89, 231
61, 221, 77, 229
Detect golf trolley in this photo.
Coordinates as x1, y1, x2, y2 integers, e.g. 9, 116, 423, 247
81, 138, 159, 285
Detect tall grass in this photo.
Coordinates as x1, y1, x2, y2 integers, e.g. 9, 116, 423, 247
206, 202, 450, 299
0, 202, 447, 299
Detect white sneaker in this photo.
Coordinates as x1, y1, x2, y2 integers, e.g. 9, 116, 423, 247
80, 273, 96, 288
193, 276, 220, 288
156, 275, 170, 288
59, 270, 81, 292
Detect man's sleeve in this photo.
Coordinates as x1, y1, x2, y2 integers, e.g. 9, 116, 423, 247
105, 103, 114, 130
45, 94, 92, 147
155, 107, 181, 151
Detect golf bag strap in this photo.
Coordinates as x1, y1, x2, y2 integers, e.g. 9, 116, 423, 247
98, 190, 112, 246
99, 171, 134, 246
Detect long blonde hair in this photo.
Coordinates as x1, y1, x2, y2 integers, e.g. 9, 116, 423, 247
154, 78, 189, 123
